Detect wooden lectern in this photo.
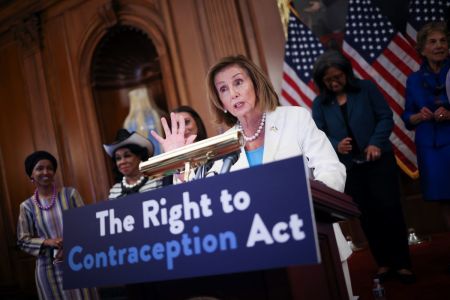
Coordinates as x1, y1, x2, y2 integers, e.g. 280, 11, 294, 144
128, 180, 360, 300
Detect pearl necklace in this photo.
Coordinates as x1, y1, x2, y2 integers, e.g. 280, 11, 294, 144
33, 185, 57, 210
238, 113, 266, 142
122, 175, 146, 189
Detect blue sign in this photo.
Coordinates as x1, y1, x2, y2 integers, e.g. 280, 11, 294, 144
63, 156, 319, 289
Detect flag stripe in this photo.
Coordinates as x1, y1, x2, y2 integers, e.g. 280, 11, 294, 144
391, 143, 417, 173
386, 38, 421, 72
343, 44, 404, 114
380, 50, 410, 82
405, 24, 417, 45
372, 59, 407, 107
282, 62, 316, 109
282, 73, 314, 107
391, 35, 421, 65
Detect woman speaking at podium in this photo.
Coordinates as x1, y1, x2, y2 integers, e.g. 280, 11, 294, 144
152, 55, 346, 192
152, 54, 353, 299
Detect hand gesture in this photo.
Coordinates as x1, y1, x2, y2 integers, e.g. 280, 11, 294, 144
434, 107, 449, 122
419, 107, 434, 121
365, 145, 381, 161
151, 112, 197, 153
337, 137, 353, 154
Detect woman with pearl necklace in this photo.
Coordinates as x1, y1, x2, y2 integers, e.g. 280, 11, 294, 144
152, 55, 346, 192
151, 54, 353, 300
103, 129, 163, 199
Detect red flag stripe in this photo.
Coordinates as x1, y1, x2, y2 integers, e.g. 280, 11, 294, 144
282, 63, 316, 108
344, 43, 412, 115
281, 79, 314, 109
387, 37, 420, 71
392, 34, 421, 64
372, 60, 407, 109
283, 63, 318, 101
391, 143, 418, 173
392, 125, 416, 153
281, 88, 303, 107
390, 138, 417, 169
343, 43, 406, 106
282, 73, 314, 108
351, 60, 416, 152
356, 61, 417, 153
347, 54, 405, 115
382, 48, 415, 79
390, 132, 417, 160
405, 24, 417, 46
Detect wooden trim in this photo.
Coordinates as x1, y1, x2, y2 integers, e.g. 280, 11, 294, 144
159, 0, 187, 107
310, 180, 360, 220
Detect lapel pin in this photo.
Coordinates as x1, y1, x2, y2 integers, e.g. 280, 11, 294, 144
270, 126, 278, 132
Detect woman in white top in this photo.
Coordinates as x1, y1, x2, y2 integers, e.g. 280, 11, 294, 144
152, 55, 345, 191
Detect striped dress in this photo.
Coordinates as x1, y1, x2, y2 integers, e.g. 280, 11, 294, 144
17, 187, 98, 300
108, 177, 162, 199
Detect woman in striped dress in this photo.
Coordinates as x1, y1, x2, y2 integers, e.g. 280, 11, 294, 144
17, 150, 98, 299
103, 129, 163, 199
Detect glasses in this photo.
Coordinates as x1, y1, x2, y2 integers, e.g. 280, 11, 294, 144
323, 72, 345, 85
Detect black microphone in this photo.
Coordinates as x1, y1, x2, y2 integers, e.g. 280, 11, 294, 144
219, 151, 240, 174
194, 160, 214, 180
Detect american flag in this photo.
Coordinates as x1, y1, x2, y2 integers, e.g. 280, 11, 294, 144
342, 0, 421, 178
406, 0, 450, 46
280, 8, 324, 110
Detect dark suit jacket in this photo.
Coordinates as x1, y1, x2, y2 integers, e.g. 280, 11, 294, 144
312, 79, 394, 168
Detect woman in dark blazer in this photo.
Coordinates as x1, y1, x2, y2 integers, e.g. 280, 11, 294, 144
312, 50, 415, 283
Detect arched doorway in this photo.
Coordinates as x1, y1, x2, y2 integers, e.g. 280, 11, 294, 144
90, 25, 168, 184
91, 25, 168, 146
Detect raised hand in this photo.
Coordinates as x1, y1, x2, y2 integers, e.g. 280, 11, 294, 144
151, 112, 197, 153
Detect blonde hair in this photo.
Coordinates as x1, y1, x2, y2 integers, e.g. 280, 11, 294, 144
206, 55, 279, 127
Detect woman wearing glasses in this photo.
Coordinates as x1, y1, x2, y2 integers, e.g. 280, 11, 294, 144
312, 50, 414, 284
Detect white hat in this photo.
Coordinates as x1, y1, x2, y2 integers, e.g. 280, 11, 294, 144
103, 129, 154, 157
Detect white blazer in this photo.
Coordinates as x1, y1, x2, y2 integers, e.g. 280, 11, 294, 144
211, 106, 346, 192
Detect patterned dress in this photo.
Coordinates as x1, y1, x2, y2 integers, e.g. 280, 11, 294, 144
108, 177, 162, 199
17, 187, 98, 299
